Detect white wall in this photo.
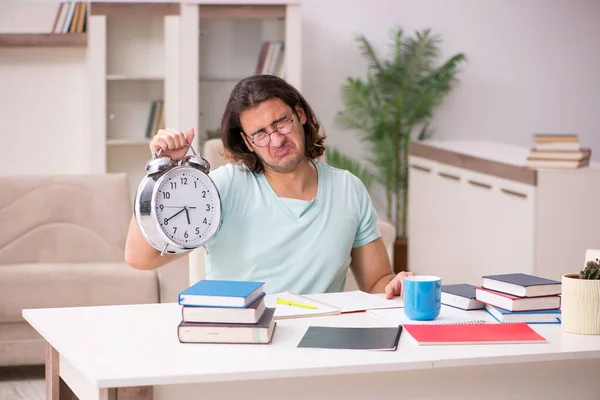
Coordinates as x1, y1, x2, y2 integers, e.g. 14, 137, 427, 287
301, 0, 600, 166
1, 0, 599, 178
0, 3, 89, 175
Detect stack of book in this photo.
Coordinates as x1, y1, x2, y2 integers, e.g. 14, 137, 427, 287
475, 273, 562, 324
525, 134, 590, 169
176, 279, 276, 344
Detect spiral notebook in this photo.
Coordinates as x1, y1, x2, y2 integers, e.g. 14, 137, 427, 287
402, 321, 547, 345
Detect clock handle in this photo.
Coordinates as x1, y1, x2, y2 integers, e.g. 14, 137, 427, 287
145, 148, 174, 176
181, 144, 211, 174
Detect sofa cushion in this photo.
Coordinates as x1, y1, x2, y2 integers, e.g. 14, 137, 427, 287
0, 322, 45, 366
0, 263, 159, 323
0, 174, 131, 264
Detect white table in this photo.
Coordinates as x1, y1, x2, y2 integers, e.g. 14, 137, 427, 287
23, 302, 600, 400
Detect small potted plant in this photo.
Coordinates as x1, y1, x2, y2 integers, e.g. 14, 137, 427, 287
562, 249, 600, 335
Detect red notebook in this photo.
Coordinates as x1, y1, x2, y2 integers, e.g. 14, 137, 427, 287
402, 322, 546, 345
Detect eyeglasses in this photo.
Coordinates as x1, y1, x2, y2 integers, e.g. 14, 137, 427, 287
245, 115, 294, 147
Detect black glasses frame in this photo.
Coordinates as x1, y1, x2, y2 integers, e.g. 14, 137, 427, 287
244, 115, 295, 147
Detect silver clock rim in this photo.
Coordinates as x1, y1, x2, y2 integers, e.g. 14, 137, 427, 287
151, 166, 223, 251
134, 175, 170, 253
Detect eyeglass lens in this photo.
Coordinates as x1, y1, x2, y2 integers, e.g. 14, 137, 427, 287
253, 117, 293, 147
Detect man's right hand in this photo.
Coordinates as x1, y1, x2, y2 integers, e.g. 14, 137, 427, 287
150, 127, 195, 161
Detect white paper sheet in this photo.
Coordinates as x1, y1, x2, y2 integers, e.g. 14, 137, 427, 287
265, 292, 341, 319
304, 290, 404, 313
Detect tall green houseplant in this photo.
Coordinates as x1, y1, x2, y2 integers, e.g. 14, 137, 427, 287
336, 27, 466, 246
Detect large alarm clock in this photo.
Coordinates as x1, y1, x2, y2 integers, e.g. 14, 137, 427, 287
134, 144, 222, 255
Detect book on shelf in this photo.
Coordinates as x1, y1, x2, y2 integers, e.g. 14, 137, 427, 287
145, 100, 164, 139
441, 284, 485, 311
402, 321, 547, 345
481, 273, 561, 297
475, 286, 561, 312
178, 279, 265, 308
52, 1, 87, 34
255, 40, 285, 77
177, 307, 276, 344
485, 304, 561, 324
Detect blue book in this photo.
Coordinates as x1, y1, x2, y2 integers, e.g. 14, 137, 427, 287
441, 284, 485, 310
481, 273, 561, 297
485, 304, 561, 324
178, 280, 265, 308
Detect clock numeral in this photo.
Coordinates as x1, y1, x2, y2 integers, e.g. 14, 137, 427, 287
203, 217, 207, 224
202, 190, 207, 198
164, 218, 169, 226
159, 205, 164, 211
163, 192, 171, 199
173, 227, 177, 234
181, 177, 188, 185
195, 227, 200, 235
194, 181, 197, 189
184, 231, 189, 239
170, 182, 177, 190
205, 204, 211, 211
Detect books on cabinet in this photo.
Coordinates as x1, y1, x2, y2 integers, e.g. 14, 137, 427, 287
525, 134, 590, 169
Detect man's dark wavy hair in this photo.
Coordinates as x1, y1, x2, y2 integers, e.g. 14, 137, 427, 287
220, 75, 326, 173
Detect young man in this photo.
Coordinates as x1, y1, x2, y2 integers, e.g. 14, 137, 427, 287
125, 75, 414, 298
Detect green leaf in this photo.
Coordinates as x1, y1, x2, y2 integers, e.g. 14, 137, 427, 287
335, 26, 466, 238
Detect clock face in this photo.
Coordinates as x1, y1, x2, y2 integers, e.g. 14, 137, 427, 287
153, 167, 221, 248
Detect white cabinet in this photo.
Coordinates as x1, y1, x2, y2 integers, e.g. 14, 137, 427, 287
408, 140, 600, 284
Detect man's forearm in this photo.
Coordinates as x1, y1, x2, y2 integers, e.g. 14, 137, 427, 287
124, 216, 186, 270
368, 273, 396, 293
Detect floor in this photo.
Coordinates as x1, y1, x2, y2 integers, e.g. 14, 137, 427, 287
0, 366, 45, 400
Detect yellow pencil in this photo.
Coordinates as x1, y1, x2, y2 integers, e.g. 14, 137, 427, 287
276, 298, 318, 309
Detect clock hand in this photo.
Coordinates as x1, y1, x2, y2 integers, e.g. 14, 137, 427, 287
184, 206, 191, 225
163, 206, 197, 209
165, 208, 186, 223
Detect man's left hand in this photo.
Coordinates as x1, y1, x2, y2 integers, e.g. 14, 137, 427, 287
384, 271, 416, 299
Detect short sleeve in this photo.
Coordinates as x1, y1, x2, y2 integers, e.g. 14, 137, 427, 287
208, 164, 235, 214
350, 174, 381, 248
206, 163, 235, 241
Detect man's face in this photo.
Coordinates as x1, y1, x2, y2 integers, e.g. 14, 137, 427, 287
239, 97, 308, 174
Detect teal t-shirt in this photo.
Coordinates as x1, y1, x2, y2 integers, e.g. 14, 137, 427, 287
205, 161, 381, 294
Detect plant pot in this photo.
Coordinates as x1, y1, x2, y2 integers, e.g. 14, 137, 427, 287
393, 238, 408, 274
561, 273, 600, 335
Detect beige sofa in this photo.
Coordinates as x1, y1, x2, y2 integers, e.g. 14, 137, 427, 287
194, 139, 396, 291
0, 173, 189, 366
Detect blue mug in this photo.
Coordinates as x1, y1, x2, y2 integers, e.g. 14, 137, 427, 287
403, 275, 442, 321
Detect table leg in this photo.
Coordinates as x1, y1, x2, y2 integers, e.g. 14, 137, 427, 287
99, 388, 116, 400
45, 342, 59, 400
45, 341, 79, 400
116, 386, 153, 399
46, 340, 151, 400
98, 387, 152, 400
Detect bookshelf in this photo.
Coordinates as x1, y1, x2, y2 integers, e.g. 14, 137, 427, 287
195, 1, 301, 150
88, 2, 181, 201
88, 1, 302, 202
0, 33, 87, 47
